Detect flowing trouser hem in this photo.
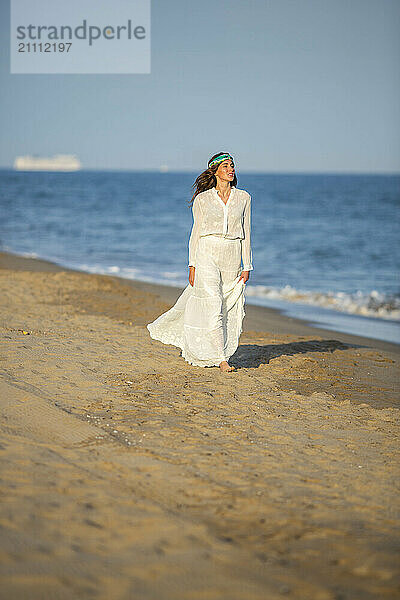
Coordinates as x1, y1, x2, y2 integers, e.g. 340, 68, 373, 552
145, 249, 247, 368
146, 294, 245, 368
147, 323, 229, 367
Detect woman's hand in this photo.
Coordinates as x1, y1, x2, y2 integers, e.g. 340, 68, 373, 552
189, 266, 195, 287
239, 270, 250, 284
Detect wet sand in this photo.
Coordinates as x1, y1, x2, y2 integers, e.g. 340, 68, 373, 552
0, 251, 399, 599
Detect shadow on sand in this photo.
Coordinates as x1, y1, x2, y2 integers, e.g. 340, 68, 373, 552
231, 338, 366, 370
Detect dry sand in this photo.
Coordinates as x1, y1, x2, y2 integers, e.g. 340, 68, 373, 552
0, 251, 399, 600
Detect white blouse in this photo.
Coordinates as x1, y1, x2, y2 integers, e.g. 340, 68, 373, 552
188, 186, 253, 271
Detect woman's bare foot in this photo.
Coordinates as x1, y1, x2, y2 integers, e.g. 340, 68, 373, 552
219, 360, 235, 372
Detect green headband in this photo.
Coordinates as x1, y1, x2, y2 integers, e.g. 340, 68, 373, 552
208, 153, 233, 168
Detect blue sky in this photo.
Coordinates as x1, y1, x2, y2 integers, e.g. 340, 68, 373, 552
1, 0, 399, 173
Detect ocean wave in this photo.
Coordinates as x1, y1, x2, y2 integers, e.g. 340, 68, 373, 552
244, 284, 400, 321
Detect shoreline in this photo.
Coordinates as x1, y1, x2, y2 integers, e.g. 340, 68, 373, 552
1, 250, 399, 355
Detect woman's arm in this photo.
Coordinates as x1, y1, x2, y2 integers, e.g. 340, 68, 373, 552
188, 195, 203, 268
241, 193, 254, 272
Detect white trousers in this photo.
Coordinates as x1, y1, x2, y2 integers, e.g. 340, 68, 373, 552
147, 234, 246, 367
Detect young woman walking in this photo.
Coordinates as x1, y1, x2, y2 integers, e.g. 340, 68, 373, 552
147, 152, 253, 372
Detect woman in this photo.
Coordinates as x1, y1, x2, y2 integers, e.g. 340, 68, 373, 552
147, 152, 253, 372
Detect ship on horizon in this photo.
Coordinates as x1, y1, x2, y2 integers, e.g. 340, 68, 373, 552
14, 154, 81, 172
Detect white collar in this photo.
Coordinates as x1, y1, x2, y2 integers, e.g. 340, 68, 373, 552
212, 186, 235, 208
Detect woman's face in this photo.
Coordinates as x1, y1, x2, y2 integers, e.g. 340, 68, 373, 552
216, 159, 235, 182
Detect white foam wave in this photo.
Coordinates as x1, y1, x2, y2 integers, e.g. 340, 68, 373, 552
245, 284, 400, 321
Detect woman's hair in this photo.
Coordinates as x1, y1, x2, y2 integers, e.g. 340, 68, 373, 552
188, 152, 237, 206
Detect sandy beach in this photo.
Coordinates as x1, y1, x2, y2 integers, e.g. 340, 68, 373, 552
0, 250, 399, 600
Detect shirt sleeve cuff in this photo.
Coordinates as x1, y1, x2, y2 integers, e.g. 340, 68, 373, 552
242, 265, 253, 271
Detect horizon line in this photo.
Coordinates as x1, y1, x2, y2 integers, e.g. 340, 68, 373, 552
0, 166, 399, 176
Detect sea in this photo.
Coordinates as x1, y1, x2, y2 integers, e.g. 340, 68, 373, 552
1, 169, 399, 344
